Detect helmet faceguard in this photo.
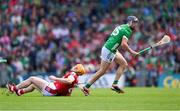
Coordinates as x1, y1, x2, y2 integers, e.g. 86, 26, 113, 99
127, 16, 139, 31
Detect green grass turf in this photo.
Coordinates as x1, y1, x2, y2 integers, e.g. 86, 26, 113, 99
0, 87, 180, 111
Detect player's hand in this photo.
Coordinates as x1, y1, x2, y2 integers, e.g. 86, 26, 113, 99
131, 51, 139, 57
49, 75, 57, 80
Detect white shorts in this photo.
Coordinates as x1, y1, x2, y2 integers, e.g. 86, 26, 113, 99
100, 46, 116, 63
41, 82, 57, 96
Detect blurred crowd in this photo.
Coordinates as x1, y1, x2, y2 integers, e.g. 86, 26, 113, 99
0, 0, 179, 87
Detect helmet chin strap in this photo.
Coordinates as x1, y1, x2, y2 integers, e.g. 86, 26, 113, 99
127, 21, 132, 26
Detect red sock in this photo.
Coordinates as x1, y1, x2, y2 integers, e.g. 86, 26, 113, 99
20, 89, 25, 95
17, 89, 25, 96
12, 86, 17, 92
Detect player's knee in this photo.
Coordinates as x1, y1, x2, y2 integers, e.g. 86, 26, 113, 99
122, 62, 128, 69
29, 76, 36, 81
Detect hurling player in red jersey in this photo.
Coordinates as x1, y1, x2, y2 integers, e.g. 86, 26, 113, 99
6, 64, 86, 96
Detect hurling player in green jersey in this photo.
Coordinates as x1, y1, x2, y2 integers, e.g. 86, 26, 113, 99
81, 16, 139, 96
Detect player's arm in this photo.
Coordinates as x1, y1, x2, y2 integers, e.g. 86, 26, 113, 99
121, 36, 139, 56
76, 84, 84, 90
49, 75, 74, 85
75, 84, 83, 88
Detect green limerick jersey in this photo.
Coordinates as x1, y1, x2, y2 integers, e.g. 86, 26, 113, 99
104, 24, 132, 53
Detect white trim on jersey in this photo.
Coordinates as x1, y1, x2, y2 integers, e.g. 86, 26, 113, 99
123, 35, 128, 41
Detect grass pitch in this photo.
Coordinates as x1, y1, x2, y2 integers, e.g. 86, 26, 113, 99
0, 87, 180, 111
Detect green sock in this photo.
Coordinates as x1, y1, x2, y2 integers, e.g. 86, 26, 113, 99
85, 83, 91, 88
113, 80, 118, 85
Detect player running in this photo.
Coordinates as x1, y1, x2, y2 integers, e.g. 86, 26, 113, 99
81, 16, 139, 96
6, 64, 86, 96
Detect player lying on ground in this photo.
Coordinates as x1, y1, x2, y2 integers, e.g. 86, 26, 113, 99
6, 64, 86, 96
81, 16, 139, 96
